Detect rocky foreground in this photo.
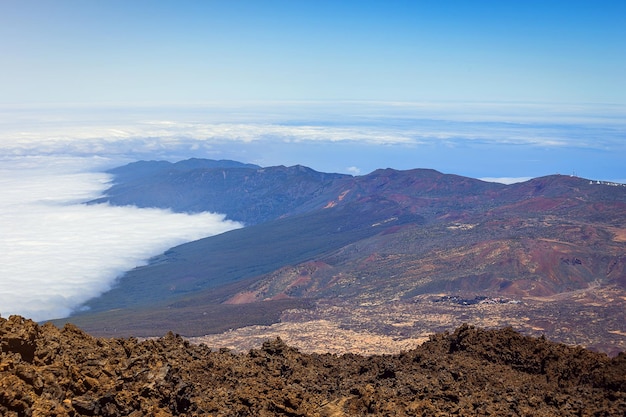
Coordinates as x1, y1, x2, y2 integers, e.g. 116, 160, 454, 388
1, 316, 625, 416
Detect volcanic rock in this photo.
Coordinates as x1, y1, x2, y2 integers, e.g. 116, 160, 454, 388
1, 316, 625, 416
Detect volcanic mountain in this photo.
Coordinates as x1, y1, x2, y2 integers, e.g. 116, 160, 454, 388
57, 159, 626, 355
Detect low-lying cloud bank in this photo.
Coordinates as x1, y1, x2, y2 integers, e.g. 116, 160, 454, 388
0, 157, 241, 321
1, 101, 624, 180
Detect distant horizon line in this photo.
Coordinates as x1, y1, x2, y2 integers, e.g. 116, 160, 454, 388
2, 99, 626, 110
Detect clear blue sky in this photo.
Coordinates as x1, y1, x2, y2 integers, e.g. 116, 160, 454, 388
1, 0, 625, 105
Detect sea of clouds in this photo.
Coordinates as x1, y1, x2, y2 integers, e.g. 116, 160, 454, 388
0, 101, 624, 321
2, 101, 624, 180
0, 156, 241, 321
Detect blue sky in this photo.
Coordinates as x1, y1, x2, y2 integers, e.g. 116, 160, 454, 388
1, 0, 625, 104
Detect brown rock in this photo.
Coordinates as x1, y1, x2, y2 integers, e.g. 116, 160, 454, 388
1, 316, 625, 416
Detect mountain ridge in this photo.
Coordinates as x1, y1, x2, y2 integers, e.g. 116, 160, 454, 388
58, 159, 626, 355
93, 159, 350, 225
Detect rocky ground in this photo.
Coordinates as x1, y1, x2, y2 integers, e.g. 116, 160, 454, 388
193, 285, 626, 357
1, 316, 626, 416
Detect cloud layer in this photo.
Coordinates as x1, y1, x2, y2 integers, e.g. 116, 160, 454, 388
0, 157, 241, 321
1, 102, 624, 180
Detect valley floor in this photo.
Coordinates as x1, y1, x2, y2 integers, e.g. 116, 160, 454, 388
192, 285, 626, 356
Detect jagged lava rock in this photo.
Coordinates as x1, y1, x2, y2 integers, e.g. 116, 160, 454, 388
1, 316, 625, 416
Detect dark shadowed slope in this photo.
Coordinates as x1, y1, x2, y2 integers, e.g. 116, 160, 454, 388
78, 203, 424, 313
93, 159, 349, 225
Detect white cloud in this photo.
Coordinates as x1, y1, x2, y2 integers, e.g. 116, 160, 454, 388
0, 157, 241, 321
1, 101, 624, 159
346, 166, 361, 175
479, 177, 533, 185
